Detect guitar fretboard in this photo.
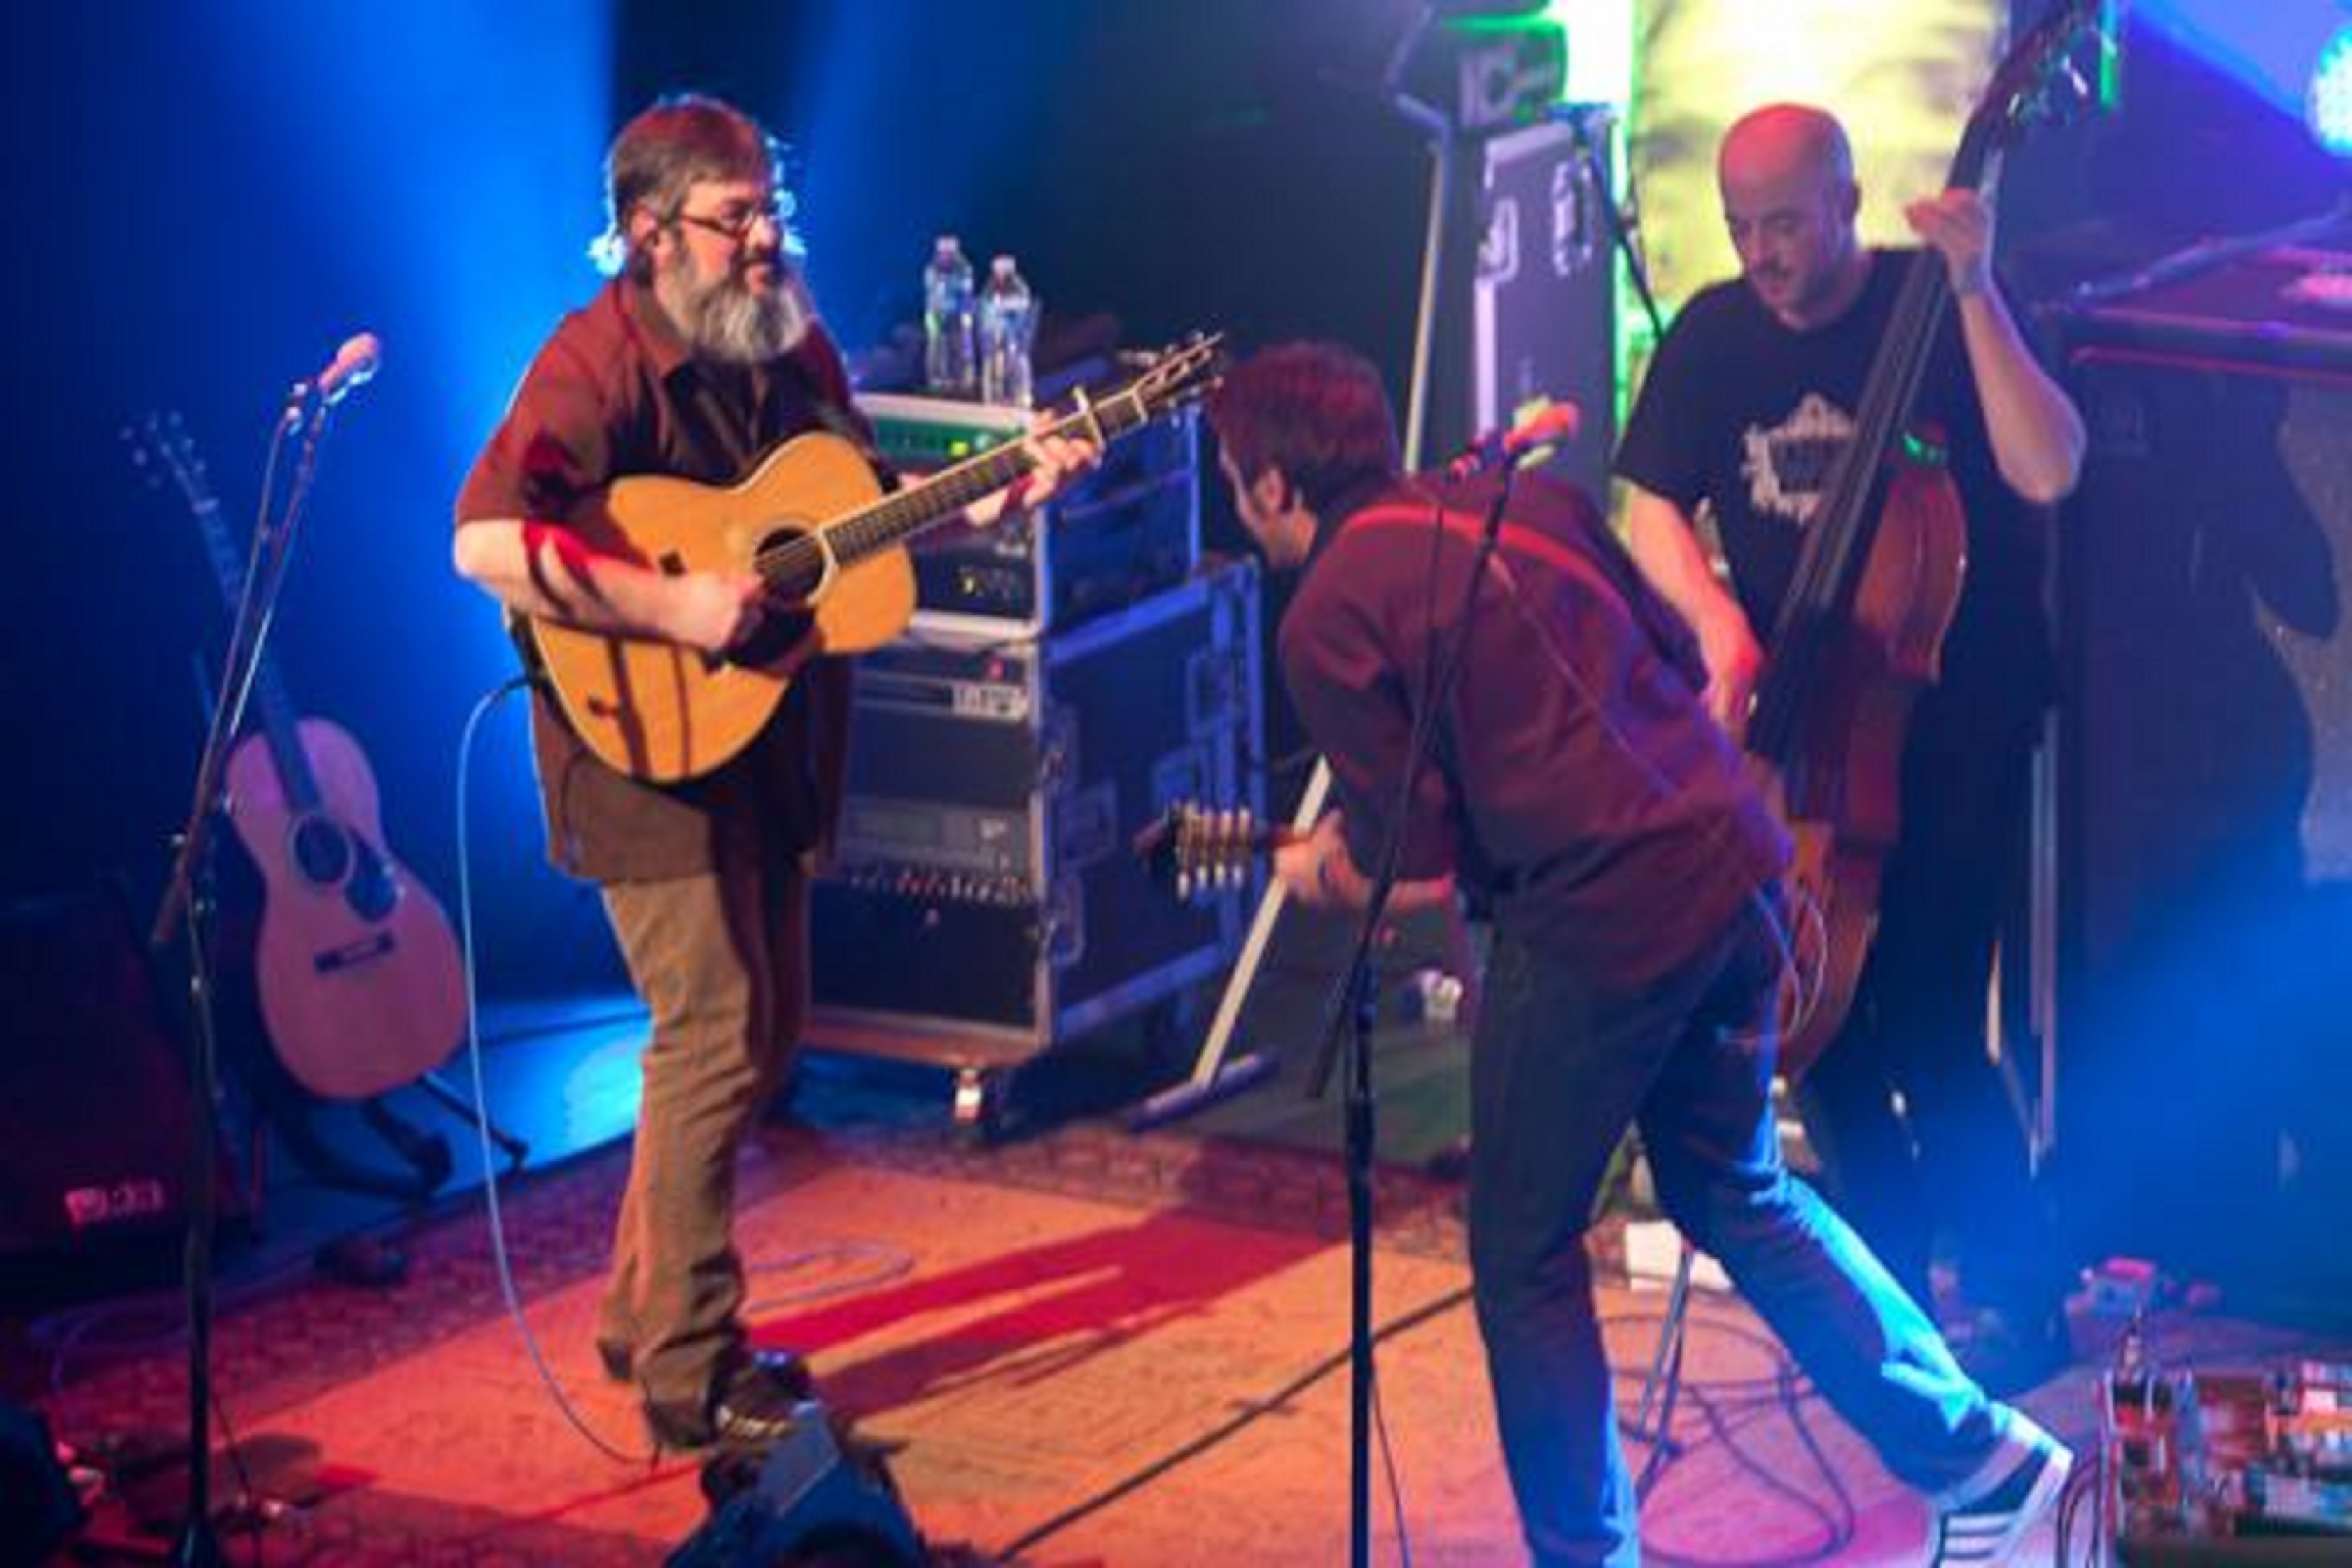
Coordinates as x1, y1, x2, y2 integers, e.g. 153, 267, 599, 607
750, 384, 1157, 584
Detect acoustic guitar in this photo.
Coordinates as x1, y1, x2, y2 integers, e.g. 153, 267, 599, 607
129, 414, 466, 1102
528, 335, 1224, 783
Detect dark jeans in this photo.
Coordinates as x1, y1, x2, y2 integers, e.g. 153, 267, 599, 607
1468, 895, 2005, 1566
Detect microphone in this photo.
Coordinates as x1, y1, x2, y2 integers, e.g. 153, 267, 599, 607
1443, 400, 1581, 482
302, 332, 384, 409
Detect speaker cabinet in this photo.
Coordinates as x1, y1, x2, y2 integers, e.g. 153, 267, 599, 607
811, 560, 1263, 1055
2055, 258, 2352, 1310
1428, 105, 1618, 503
0, 884, 209, 1259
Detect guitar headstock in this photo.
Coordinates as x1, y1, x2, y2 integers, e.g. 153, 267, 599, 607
1124, 332, 1227, 419
1133, 799, 1263, 903
123, 410, 218, 515
1970, 1, 2115, 157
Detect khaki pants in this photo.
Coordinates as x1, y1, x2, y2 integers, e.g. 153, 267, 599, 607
596, 852, 808, 1411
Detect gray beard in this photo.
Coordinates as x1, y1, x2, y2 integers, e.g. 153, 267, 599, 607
663, 267, 813, 365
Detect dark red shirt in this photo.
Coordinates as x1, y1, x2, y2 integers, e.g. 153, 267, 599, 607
454, 278, 867, 881
1280, 474, 1789, 988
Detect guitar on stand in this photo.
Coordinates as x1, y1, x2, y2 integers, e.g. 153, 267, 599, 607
128, 413, 525, 1194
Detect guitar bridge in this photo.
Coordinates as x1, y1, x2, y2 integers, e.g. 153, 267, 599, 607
314, 931, 397, 974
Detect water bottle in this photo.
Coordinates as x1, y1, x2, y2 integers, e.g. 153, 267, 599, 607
978, 254, 1036, 409
922, 234, 976, 396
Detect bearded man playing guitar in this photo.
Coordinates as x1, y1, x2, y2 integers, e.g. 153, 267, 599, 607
1616, 103, 2087, 1396
454, 94, 1091, 1451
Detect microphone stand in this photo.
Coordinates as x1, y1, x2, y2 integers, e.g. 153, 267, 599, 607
1304, 455, 1527, 1568
1552, 104, 1667, 344
148, 384, 342, 1567
1548, 102, 1715, 1483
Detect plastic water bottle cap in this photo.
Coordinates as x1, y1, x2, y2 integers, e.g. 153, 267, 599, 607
936, 234, 960, 252
991, 255, 1018, 278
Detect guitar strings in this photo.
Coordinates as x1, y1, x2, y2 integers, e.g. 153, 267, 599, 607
746, 379, 1168, 585
1754, 208, 1966, 764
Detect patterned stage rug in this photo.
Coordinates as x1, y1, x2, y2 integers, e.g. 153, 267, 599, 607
43, 1117, 2106, 1566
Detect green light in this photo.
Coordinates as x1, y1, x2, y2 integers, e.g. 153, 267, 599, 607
1443, 13, 1560, 38
2098, 0, 2125, 112
1901, 430, 1949, 468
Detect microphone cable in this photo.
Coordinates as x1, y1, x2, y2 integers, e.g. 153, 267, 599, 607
448, 674, 917, 1467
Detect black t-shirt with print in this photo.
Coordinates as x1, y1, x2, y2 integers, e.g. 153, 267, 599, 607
1616, 248, 2053, 738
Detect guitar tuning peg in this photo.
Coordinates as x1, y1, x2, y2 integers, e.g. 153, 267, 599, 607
2060, 57, 2091, 107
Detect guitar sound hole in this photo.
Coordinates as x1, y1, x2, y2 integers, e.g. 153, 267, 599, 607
346, 839, 398, 921
290, 817, 354, 888
760, 536, 825, 603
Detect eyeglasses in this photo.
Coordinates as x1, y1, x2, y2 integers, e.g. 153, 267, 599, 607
669, 197, 794, 245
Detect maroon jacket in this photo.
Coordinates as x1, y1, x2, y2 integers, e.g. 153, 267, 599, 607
1280, 473, 1788, 988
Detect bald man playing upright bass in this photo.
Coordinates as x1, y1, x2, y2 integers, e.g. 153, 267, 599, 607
1616, 103, 2086, 1402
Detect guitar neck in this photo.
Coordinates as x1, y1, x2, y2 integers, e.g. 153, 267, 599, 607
189, 495, 323, 812
1751, 104, 2005, 764
1789, 1, 2085, 584
760, 383, 1159, 584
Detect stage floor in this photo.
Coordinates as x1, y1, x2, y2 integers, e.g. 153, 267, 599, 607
9, 996, 2346, 1565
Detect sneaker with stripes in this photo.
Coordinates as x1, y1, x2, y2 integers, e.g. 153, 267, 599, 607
1932, 1408, 2073, 1564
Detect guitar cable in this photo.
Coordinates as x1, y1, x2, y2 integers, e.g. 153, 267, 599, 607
450, 673, 658, 1464
1588, 1292, 1865, 1567
449, 675, 918, 1469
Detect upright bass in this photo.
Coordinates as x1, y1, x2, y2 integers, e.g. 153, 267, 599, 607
1752, 3, 2105, 1077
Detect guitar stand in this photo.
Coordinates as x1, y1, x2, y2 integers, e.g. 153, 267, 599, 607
311, 1070, 531, 1198
250, 1093, 442, 1204
410, 1068, 531, 1171
241, 1065, 526, 1208
358, 1098, 453, 1192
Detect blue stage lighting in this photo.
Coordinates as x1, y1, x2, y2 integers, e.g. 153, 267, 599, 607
2313, 25, 2352, 153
